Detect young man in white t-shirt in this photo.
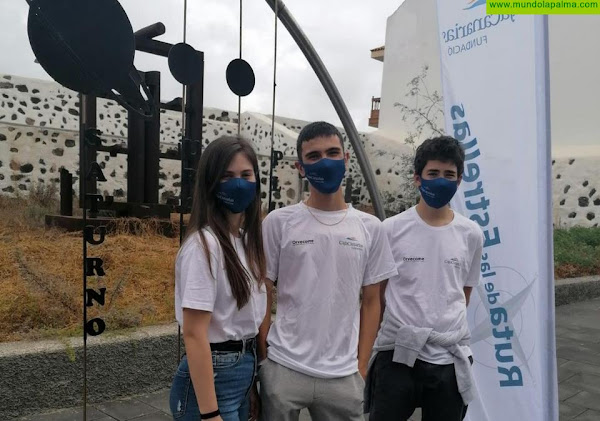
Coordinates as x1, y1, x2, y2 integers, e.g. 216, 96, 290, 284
366, 136, 484, 421
257, 121, 397, 421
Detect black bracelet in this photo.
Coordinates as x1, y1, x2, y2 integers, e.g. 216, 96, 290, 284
201, 409, 220, 419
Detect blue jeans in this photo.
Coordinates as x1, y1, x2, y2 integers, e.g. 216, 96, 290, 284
170, 347, 256, 421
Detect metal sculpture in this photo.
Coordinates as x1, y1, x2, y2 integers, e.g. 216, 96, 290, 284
23, 1, 207, 418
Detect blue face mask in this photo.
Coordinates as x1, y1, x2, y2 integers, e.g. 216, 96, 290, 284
301, 158, 346, 194
216, 178, 256, 213
419, 177, 458, 209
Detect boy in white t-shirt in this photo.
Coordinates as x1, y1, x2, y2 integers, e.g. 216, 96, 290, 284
366, 136, 484, 421
257, 121, 397, 421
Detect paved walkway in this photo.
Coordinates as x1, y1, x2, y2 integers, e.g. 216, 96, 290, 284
556, 297, 600, 420
17, 297, 600, 421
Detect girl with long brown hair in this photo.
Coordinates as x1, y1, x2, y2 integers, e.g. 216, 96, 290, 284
170, 136, 267, 421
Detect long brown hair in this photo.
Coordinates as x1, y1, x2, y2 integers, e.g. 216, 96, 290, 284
184, 136, 266, 309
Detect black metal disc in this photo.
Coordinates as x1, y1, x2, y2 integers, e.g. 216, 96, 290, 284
226, 58, 255, 97
168, 43, 203, 86
27, 11, 91, 94
27, 0, 135, 94
26, 0, 153, 117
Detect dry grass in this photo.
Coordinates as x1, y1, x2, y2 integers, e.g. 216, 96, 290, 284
0, 193, 179, 343
0, 188, 596, 343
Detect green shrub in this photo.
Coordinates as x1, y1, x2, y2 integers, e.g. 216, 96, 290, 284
554, 227, 600, 277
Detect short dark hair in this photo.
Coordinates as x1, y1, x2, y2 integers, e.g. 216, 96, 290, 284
296, 121, 344, 159
414, 136, 465, 177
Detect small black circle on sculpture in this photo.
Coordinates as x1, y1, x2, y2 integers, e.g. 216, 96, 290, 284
226, 58, 255, 97
168, 43, 204, 86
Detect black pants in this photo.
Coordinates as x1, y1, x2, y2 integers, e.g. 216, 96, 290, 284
369, 350, 469, 421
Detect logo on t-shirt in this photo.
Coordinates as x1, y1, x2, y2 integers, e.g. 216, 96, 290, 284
403, 256, 425, 262
444, 257, 461, 268
292, 239, 315, 246
338, 237, 364, 250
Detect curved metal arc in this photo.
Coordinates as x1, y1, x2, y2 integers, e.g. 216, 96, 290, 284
263, 0, 385, 220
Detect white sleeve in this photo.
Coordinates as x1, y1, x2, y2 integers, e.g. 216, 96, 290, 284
179, 236, 219, 312
363, 218, 398, 286
262, 212, 282, 281
465, 229, 484, 287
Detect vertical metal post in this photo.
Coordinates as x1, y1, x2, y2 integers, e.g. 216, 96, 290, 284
60, 168, 73, 216
268, 0, 279, 214
178, 0, 189, 364
79, 94, 97, 208
127, 72, 146, 203
81, 131, 88, 421
344, 177, 353, 204
237, 0, 242, 136
144, 71, 161, 204
185, 63, 204, 166
183, 65, 204, 212
79, 94, 94, 420
186, 77, 204, 131
539, 15, 558, 421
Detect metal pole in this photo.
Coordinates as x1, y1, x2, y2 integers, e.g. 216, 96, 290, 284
81, 126, 88, 421
134, 22, 166, 39
144, 71, 161, 204
237, 0, 242, 136
263, 0, 385, 220
127, 71, 146, 204
134, 38, 172, 57
267, 0, 279, 213
177, 0, 189, 365
60, 168, 73, 216
539, 15, 558, 421
185, 70, 204, 173
79, 95, 96, 209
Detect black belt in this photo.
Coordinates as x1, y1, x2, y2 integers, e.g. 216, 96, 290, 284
210, 337, 256, 353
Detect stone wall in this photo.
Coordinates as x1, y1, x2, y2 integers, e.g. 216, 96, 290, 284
553, 156, 600, 228
1, 74, 598, 227
0, 73, 413, 214
0, 324, 180, 419
0, 73, 250, 204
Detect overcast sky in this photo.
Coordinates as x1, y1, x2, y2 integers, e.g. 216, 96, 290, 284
0, 0, 404, 131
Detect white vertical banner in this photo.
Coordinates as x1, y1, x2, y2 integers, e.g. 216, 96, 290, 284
435, 3, 558, 421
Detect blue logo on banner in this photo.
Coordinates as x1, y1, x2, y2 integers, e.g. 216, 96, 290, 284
440, 2, 516, 57
465, 0, 486, 9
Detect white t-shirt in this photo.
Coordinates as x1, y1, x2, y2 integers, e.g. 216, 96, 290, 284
381, 206, 484, 365
175, 229, 267, 343
263, 203, 397, 378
